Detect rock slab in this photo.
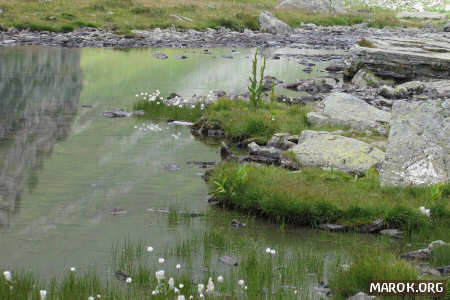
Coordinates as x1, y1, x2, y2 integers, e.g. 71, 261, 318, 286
259, 11, 292, 35
291, 130, 385, 174
278, 0, 346, 14
380, 100, 449, 186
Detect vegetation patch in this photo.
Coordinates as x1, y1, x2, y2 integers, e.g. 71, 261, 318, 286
358, 38, 376, 48
209, 162, 450, 230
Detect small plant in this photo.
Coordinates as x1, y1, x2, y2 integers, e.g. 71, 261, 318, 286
357, 38, 376, 48
270, 80, 276, 104
248, 49, 266, 108
213, 165, 248, 199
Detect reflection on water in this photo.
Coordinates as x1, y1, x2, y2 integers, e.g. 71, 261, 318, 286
0, 47, 83, 229
0, 47, 371, 282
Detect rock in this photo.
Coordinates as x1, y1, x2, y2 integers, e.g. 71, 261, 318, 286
307, 93, 391, 135
325, 62, 346, 72
436, 265, 450, 276
220, 142, 233, 159
355, 218, 384, 233
168, 121, 194, 126
319, 223, 348, 232
444, 22, 450, 32
103, 109, 131, 118
425, 80, 450, 98
267, 133, 299, 150
351, 69, 387, 88
380, 229, 404, 239
397, 11, 448, 19
418, 265, 442, 277
115, 270, 129, 281
166, 163, 181, 171
248, 142, 282, 160
380, 100, 449, 186
428, 240, 446, 250
110, 208, 127, 215
153, 53, 168, 59
400, 248, 431, 261
230, 219, 246, 227
378, 81, 425, 99
347, 292, 378, 300
167, 92, 181, 100
350, 37, 450, 80
291, 131, 385, 174
259, 11, 292, 35
285, 77, 338, 93
174, 55, 188, 59
49, 16, 56, 21
132, 110, 145, 116
263, 76, 283, 91
219, 255, 238, 266
278, 0, 346, 14
213, 90, 227, 98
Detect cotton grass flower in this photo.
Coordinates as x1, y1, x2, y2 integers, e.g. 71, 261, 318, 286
126, 277, 132, 283
270, 249, 276, 255
217, 275, 224, 283
177, 296, 185, 300
419, 206, 430, 217
3, 271, 11, 281
96, 295, 101, 298
265, 248, 271, 253
146, 246, 154, 252
168, 277, 175, 289
152, 290, 158, 295
176, 263, 181, 270
40, 290, 47, 300
179, 283, 184, 289
206, 277, 215, 294
156, 270, 165, 282
88, 297, 94, 300
238, 279, 244, 286
198, 283, 205, 294
158, 257, 165, 263
70, 267, 76, 272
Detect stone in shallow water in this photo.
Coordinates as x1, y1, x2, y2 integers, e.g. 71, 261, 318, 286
380, 229, 404, 239
219, 255, 238, 266
346, 292, 378, 300
291, 130, 385, 174
103, 110, 131, 118
380, 100, 449, 186
152, 53, 168, 59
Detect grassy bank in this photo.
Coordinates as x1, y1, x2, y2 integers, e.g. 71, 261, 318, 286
209, 162, 450, 231
0, 0, 427, 33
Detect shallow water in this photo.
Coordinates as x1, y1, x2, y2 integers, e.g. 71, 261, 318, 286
0, 46, 382, 285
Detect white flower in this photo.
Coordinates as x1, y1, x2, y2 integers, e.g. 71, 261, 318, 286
174, 287, 180, 294
134, 125, 138, 129
217, 275, 224, 283
176, 263, 181, 270
238, 280, 244, 286
189, 296, 193, 300
199, 294, 204, 298
270, 249, 276, 255
294, 290, 298, 294
152, 290, 158, 295
156, 270, 165, 282
179, 283, 184, 289
191, 105, 195, 108
156, 102, 160, 105
244, 286, 248, 290
198, 283, 205, 294
126, 277, 132, 283
88, 297, 94, 300
168, 277, 175, 289
158, 257, 165, 264
140, 92, 144, 96
40, 290, 47, 300
271, 118, 275, 121
206, 277, 214, 294
178, 104, 183, 108
265, 248, 271, 253
177, 296, 185, 300
3, 271, 11, 281
419, 206, 430, 217
96, 295, 101, 299
136, 94, 139, 97
70, 267, 76, 272
146, 246, 153, 252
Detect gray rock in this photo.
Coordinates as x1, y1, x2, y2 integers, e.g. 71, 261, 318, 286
400, 248, 431, 261
220, 142, 233, 159
285, 77, 338, 93
418, 265, 442, 277
380, 100, 449, 186
230, 219, 246, 227
347, 292, 378, 300
248, 142, 282, 160
436, 265, 450, 276
307, 93, 391, 135
219, 255, 238, 266
267, 133, 298, 150
396, 11, 448, 19
291, 131, 385, 174
319, 223, 347, 232
351, 69, 386, 88
425, 80, 450, 98
115, 270, 129, 281
103, 110, 131, 118
355, 218, 384, 233
325, 62, 346, 72
166, 163, 181, 171
153, 53, 168, 59
259, 11, 292, 35
350, 37, 450, 80
278, 0, 346, 14
444, 22, 450, 32
378, 81, 425, 99
380, 229, 404, 239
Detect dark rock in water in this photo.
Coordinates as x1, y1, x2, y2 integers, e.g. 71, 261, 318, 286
444, 22, 450, 32
174, 55, 188, 59
285, 77, 338, 93
110, 208, 127, 215
230, 219, 246, 228
132, 110, 145, 116
219, 255, 238, 266
186, 161, 216, 168
213, 90, 227, 98
380, 229, 404, 239
319, 223, 348, 232
436, 265, 450, 276
262, 75, 283, 91
222, 55, 233, 59
166, 163, 181, 171
81, 104, 93, 108
303, 67, 313, 73
272, 55, 281, 60
167, 92, 181, 100
207, 129, 225, 137
220, 142, 233, 159
153, 53, 168, 59
103, 110, 131, 118
115, 270, 129, 281
355, 218, 384, 233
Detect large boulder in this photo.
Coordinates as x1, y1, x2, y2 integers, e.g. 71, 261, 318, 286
380, 100, 449, 186
291, 130, 385, 174
307, 93, 391, 135
350, 37, 450, 80
277, 0, 346, 14
351, 69, 388, 88
259, 11, 292, 35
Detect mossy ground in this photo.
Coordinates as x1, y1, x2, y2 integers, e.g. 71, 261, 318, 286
0, 0, 429, 33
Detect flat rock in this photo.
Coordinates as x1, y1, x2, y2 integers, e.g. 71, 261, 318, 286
259, 11, 292, 35
103, 110, 131, 118
291, 130, 385, 174
380, 100, 449, 186
400, 248, 431, 261
248, 142, 282, 160
267, 133, 299, 150
219, 255, 238, 266
153, 53, 168, 59
307, 93, 391, 135
347, 292, 379, 300
351, 69, 387, 88
350, 37, 450, 80
277, 0, 346, 14
355, 218, 384, 233
397, 11, 448, 19
380, 229, 404, 239
319, 223, 347, 232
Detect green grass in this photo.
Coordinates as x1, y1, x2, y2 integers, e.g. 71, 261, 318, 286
329, 249, 418, 299
209, 162, 450, 230
0, 0, 426, 33
358, 38, 376, 48
430, 244, 450, 267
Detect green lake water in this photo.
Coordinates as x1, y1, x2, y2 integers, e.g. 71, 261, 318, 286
0, 46, 386, 288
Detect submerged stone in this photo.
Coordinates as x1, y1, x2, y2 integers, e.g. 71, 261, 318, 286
219, 255, 238, 266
